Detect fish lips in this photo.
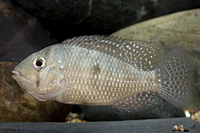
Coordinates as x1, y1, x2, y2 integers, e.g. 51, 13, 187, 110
12, 70, 20, 77
12, 70, 27, 89
12, 70, 22, 82
12, 70, 32, 91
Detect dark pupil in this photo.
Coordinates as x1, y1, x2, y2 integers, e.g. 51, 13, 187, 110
36, 59, 43, 67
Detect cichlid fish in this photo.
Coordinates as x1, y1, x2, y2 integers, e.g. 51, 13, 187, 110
12, 35, 193, 112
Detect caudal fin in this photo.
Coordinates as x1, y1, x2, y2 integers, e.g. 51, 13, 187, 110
156, 47, 194, 109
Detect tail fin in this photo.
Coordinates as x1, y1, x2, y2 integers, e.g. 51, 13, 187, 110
156, 47, 194, 109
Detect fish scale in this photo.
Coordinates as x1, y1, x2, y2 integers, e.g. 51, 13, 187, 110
56, 46, 156, 106
12, 35, 194, 112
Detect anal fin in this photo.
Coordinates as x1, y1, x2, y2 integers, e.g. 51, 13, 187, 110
113, 91, 162, 112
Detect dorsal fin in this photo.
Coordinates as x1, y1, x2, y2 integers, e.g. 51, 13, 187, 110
62, 35, 159, 70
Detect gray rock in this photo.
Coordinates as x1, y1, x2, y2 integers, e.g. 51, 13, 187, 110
0, 118, 199, 133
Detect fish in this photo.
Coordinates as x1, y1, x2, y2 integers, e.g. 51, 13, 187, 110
12, 35, 194, 112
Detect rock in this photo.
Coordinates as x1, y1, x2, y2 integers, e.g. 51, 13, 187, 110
0, 118, 199, 133
0, 62, 72, 122
0, 0, 57, 62
14, 0, 200, 41
112, 9, 200, 111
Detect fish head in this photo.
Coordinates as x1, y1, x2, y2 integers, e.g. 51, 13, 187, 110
12, 45, 65, 101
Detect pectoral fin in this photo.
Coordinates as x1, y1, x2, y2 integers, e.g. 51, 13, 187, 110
51, 79, 75, 101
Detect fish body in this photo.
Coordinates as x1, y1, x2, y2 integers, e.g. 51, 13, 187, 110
12, 35, 193, 112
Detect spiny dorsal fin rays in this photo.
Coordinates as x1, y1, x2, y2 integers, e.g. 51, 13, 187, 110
62, 35, 159, 70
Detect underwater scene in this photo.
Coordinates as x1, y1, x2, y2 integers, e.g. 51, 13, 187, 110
0, 0, 200, 132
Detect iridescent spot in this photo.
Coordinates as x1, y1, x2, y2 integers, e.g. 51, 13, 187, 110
58, 60, 62, 63
61, 75, 64, 79
60, 65, 64, 69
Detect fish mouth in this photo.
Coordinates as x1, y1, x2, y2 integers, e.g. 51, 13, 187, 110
11, 70, 45, 100
12, 70, 20, 76
12, 70, 20, 78
12, 70, 22, 80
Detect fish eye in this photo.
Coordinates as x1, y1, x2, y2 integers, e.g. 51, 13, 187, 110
33, 57, 46, 70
